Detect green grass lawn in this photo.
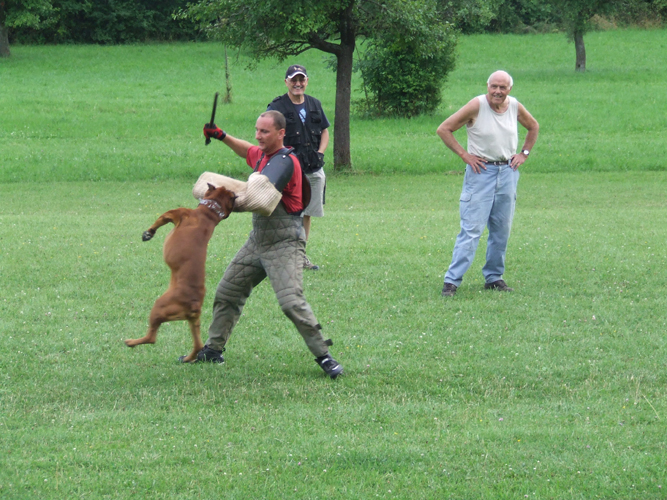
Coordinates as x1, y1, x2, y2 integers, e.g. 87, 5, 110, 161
1, 29, 667, 499
1, 172, 666, 499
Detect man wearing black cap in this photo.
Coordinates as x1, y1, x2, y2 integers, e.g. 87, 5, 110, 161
268, 64, 331, 271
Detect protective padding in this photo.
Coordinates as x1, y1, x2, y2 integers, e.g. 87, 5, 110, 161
260, 152, 294, 192
205, 206, 330, 357
193, 172, 282, 216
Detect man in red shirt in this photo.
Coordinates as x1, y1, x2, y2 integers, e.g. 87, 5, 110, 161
198, 111, 343, 378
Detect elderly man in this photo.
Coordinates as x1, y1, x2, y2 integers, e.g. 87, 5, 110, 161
199, 111, 343, 378
267, 65, 330, 271
437, 70, 539, 297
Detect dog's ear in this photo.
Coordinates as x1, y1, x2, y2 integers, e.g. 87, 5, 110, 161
205, 183, 216, 195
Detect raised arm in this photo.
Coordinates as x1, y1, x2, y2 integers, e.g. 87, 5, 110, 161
203, 124, 253, 159
219, 134, 253, 159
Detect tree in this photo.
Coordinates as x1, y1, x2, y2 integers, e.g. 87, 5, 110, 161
549, 0, 620, 71
357, 11, 457, 117
0, 2, 8, 57
180, 0, 455, 170
0, 0, 55, 57
8, 0, 200, 45
438, 0, 496, 34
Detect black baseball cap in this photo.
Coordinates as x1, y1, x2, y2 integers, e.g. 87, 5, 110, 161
285, 65, 308, 79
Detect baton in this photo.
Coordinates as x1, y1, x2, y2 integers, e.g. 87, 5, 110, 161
205, 92, 220, 146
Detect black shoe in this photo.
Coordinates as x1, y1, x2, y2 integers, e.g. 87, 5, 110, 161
441, 282, 458, 297
315, 355, 343, 379
484, 279, 514, 292
304, 255, 320, 271
179, 346, 225, 364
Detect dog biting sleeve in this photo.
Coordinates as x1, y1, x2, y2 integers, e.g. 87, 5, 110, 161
242, 173, 283, 216
193, 172, 246, 200
192, 172, 281, 216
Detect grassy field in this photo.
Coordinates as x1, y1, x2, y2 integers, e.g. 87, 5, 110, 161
1, 29, 667, 499
1, 29, 666, 181
1, 173, 666, 499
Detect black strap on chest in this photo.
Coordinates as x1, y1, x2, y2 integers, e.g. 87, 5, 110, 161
254, 148, 311, 211
257, 147, 294, 192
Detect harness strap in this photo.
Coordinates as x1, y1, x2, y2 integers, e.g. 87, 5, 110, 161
253, 147, 310, 214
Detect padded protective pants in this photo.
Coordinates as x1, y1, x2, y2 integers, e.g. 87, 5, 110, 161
206, 204, 329, 357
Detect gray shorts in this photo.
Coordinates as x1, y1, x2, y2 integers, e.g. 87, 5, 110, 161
303, 168, 325, 217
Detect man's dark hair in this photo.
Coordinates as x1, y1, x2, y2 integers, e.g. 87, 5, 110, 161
261, 110, 286, 131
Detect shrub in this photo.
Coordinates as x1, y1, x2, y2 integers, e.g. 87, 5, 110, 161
357, 4, 457, 118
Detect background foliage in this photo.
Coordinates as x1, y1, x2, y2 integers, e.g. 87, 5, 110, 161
441, 0, 667, 33
5, 0, 666, 45
356, 2, 457, 117
8, 0, 199, 44
1, 29, 666, 181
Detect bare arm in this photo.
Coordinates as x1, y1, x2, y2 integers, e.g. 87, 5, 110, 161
318, 128, 330, 154
510, 104, 540, 170
436, 98, 487, 173
220, 134, 253, 159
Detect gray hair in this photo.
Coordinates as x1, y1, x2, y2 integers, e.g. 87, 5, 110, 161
487, 71, 513, 87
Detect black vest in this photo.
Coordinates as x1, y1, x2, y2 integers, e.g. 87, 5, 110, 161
268, 94, 325, 174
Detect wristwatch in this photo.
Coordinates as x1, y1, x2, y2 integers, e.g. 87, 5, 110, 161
521, 149, 530, 156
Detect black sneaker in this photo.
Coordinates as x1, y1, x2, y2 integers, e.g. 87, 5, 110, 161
441, 282, 458, 297
315, 355, 343, 379
179, 346, 225, 364
484, 279, 514, 292
304, 255, 320, 271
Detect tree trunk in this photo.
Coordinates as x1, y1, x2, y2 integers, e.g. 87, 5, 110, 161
223, 45, 232, 103
574, 30, 586, 72
333, 44, 354, 171
0, 3, 11, 58
332, 6, 355, 171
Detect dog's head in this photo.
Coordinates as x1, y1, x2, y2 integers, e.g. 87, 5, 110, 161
204, 183, 236, 220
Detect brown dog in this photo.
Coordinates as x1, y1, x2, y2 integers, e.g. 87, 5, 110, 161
124, 184, 235, 362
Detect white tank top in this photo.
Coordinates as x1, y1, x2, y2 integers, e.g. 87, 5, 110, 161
466, 95, 518, 162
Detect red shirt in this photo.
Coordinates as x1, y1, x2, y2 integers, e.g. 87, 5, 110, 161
246, 146, 303, 214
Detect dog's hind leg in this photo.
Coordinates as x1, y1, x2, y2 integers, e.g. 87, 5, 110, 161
124, 324, 161, 348
180, 313, 204, 363
124, 292, 185, 348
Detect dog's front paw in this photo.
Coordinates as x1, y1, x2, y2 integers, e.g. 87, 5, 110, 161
142, 230, 154, 241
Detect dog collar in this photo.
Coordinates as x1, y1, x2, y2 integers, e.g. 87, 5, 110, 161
199, 199, 226, 220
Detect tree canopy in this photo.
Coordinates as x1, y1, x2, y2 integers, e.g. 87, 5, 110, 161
181, 0, 457, 170
1, 0, 198, 53
1, 0, 55, 56
357, 1, 457, 117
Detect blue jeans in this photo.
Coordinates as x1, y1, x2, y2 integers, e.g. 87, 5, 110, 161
444, 163, 519, 286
